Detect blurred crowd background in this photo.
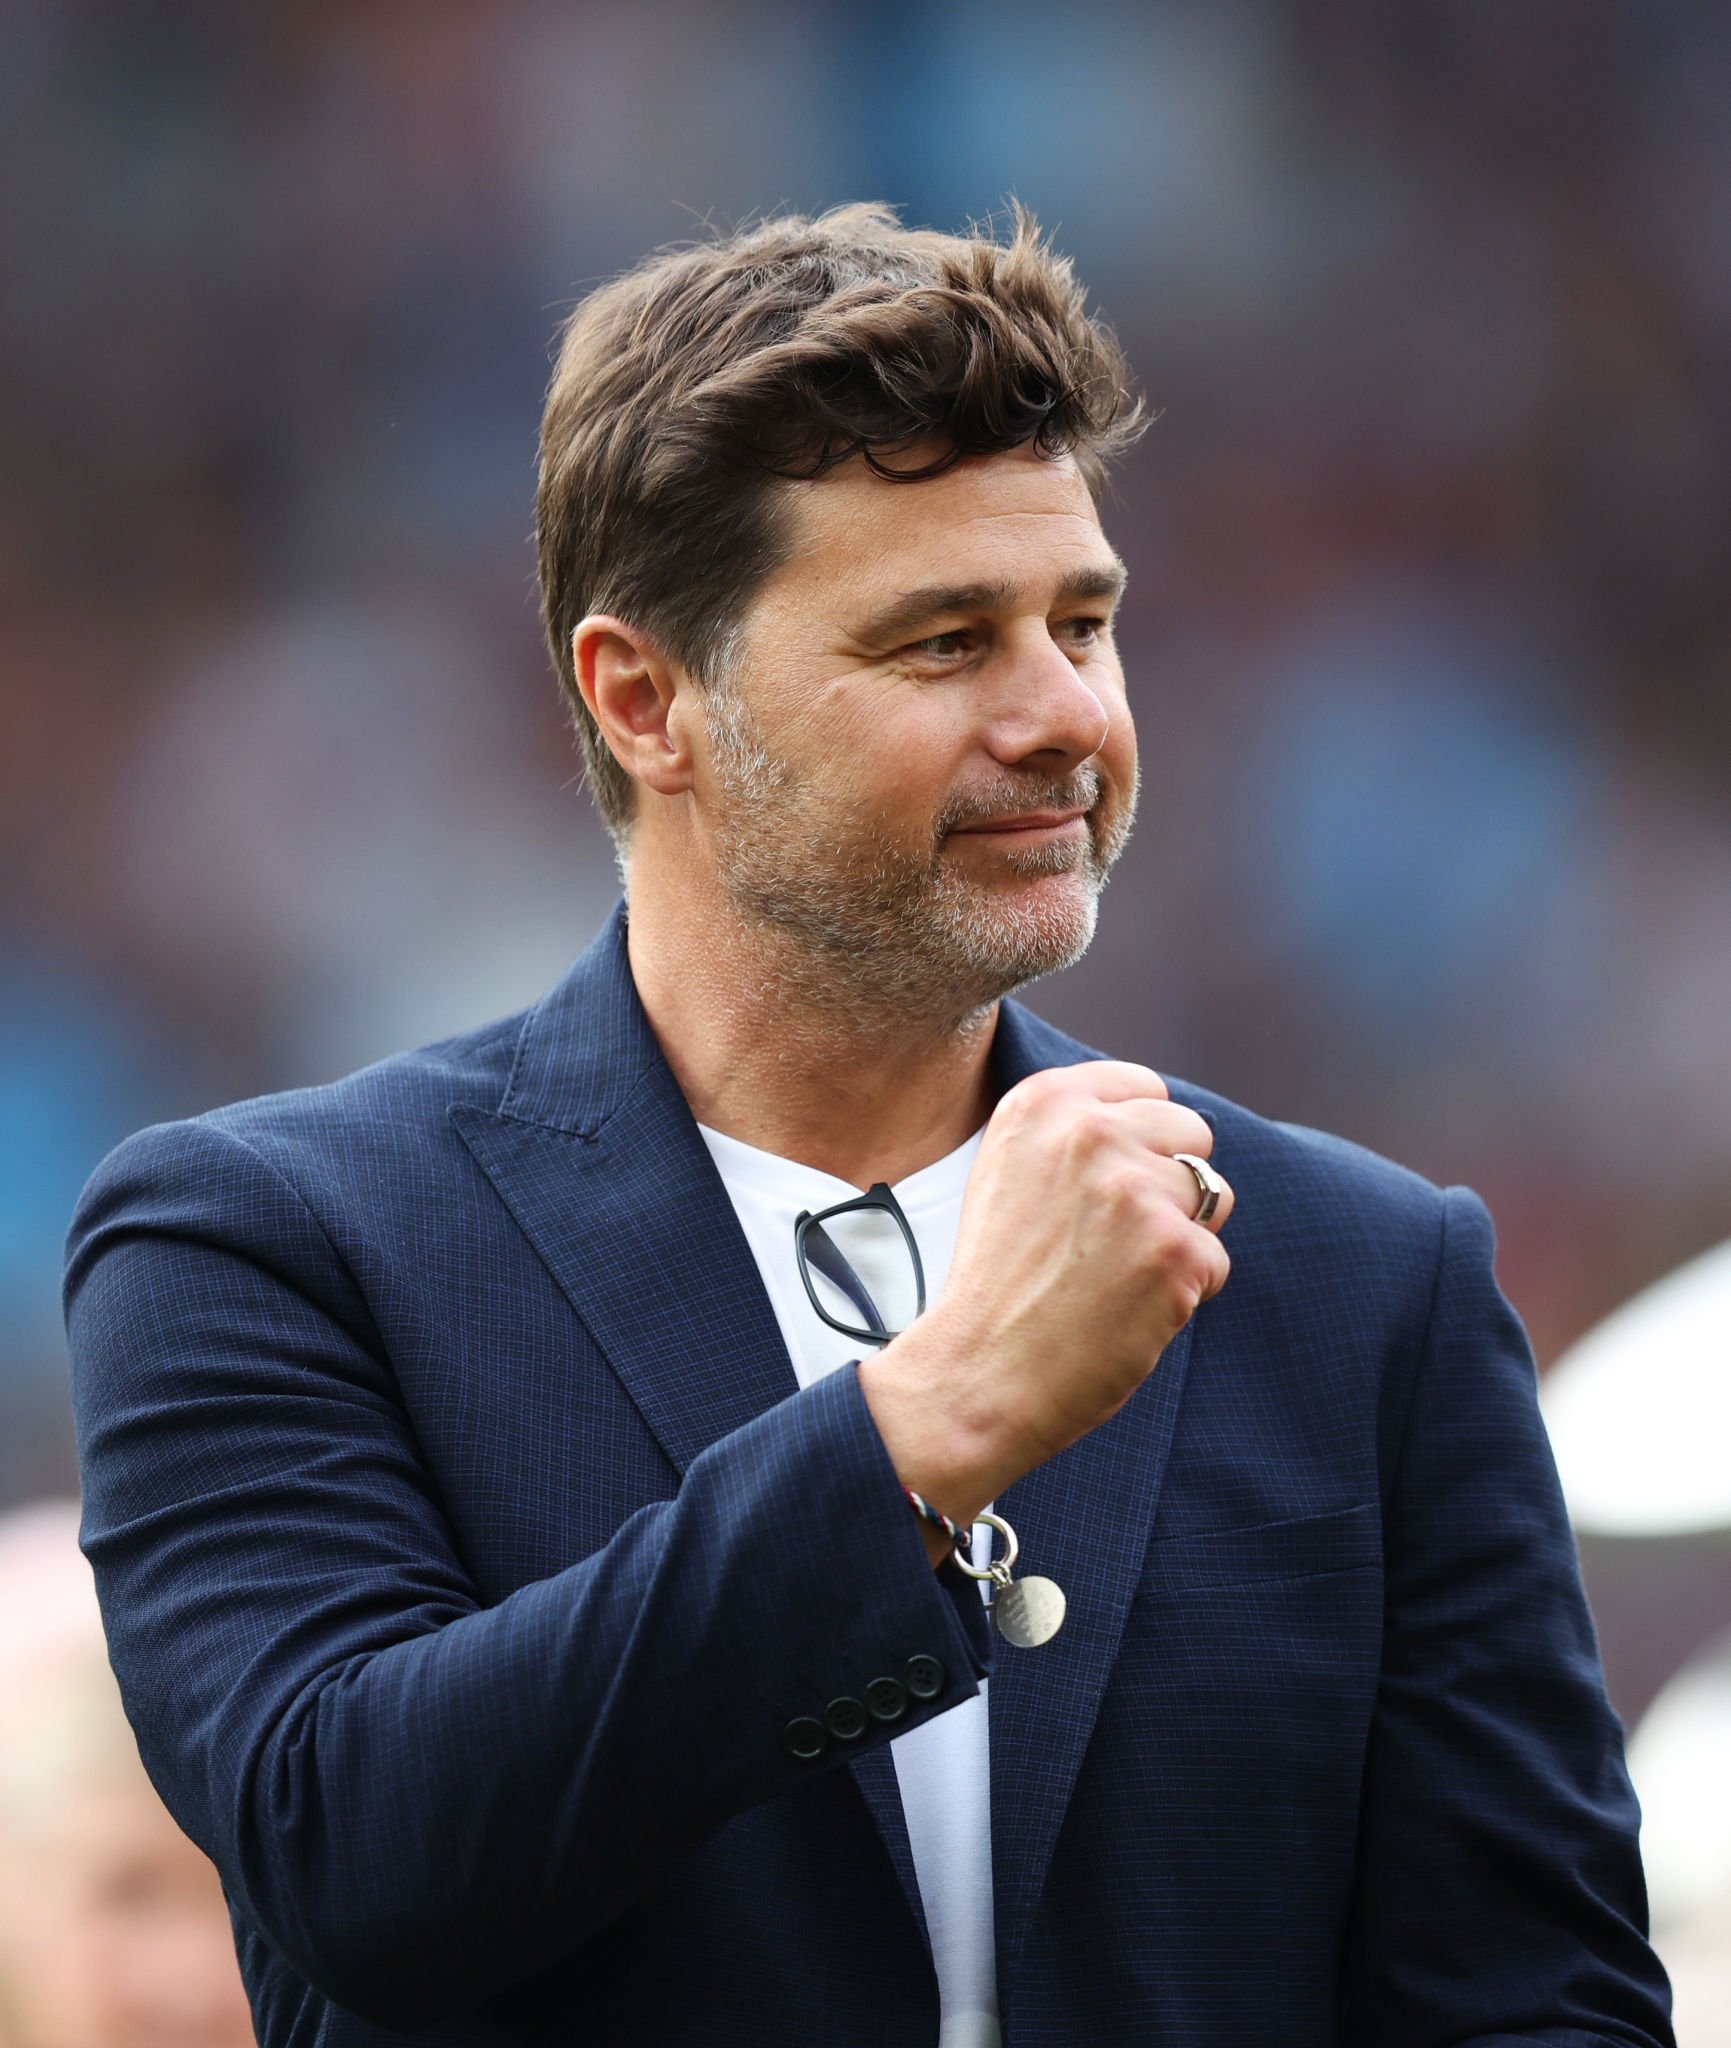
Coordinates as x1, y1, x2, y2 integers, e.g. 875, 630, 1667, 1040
2, 0, 1728, 2039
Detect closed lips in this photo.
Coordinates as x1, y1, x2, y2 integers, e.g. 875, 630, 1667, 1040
952, 809, 1087, 832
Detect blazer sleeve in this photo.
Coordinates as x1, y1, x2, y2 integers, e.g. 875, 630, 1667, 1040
64, 1117, 991, 2031
1339, 1185, 1674, 2047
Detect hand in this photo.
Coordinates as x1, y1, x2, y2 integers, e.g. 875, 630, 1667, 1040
859, 1063, 1232, 1542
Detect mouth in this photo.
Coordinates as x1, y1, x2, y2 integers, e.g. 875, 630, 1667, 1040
946, 807, 1090, 843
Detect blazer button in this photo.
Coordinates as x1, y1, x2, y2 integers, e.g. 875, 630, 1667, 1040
824, 1696, 868, 1743
783, 1716, 828, 1762
865, 1676, 908, 1724
903, 1654, 947, 1702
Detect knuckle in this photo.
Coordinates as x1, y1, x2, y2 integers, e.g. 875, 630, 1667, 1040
1093, 1160, 1144, 1212
1152, 1222, 1220, 1294
1167, 1272, 1205, 1325
992, 1078, 1047, 1134
1159, 1106, 1212, 1158
1070, 1103, 1115, 1151
1143, 1218, 1193, 1276
1125, 1063, 1169, 1101
1177, 1110, 1215, 1157
995, 1075, 1039, 1117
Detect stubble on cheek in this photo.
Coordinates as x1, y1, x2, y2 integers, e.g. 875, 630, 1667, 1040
702, 686, 1137, 1012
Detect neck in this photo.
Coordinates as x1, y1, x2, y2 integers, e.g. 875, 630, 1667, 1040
623, 851, 999, 1189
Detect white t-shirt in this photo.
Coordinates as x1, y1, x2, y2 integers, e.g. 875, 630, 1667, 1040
697, 1121, 1000, 2048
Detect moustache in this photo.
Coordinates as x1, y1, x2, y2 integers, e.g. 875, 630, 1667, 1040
935, 767, 1105, 836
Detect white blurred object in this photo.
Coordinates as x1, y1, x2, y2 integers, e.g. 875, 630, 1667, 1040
1663, 1902, 1731, 2048
1628, 1630, 1731, 2047
1539, 1238, 1731, 1535
1629, 1629, 1731, 1932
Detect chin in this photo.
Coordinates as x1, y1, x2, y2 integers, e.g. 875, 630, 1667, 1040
991, 857, 1101, 924
938, 872, 1102, 995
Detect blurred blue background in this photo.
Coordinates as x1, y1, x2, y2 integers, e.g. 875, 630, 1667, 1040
3, 1, 1729, 1716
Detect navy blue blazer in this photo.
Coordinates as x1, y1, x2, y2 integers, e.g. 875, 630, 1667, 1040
64, 907, 1672, 2047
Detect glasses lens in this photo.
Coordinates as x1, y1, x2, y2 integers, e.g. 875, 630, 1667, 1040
804, 1204, 922, 1338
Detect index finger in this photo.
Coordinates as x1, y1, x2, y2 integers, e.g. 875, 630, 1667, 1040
1012, 1060, 1170, 1106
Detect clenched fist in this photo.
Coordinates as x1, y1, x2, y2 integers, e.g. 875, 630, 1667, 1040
859, 1063, 1232, 1545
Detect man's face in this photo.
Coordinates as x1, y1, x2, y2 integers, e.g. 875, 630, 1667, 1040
688, 443, 1138, 1018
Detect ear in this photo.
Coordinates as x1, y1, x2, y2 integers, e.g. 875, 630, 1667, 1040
572, 615, 696, 801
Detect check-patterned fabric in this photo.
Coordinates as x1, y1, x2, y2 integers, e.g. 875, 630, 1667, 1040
64, 904, 1672, 2047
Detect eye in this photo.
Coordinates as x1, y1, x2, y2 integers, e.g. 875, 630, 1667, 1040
910, 629, 972, 659
1056, 615, 1107, 649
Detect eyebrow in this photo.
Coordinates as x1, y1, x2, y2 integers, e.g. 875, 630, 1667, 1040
854, 560, 1129, 649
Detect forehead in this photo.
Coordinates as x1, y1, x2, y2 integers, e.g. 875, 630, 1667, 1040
762, 445, 1113, 620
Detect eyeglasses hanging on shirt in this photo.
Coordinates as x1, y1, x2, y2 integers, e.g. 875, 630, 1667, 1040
794, 1182, 926, 1345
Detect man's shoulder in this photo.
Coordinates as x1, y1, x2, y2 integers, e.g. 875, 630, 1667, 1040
207, 1007, 525, 1151
1173, 1075, 1443, 1224
1003, 999, 1453, 1284
1008, 1001, 1444, 1220
1169, 1075, 1459, 1316
114, 905, 640, 1200
72, 1003, 532, 1243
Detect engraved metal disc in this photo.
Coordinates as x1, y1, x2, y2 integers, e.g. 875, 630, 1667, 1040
991, 1575, 1067, 1648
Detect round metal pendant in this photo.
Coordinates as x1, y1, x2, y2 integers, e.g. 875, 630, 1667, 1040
992, 1575, 1067, 1648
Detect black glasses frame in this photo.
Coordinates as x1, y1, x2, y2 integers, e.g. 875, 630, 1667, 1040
793, 1181, 927, 1347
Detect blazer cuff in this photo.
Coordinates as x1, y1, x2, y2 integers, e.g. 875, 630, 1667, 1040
808, 1361, 994, 1687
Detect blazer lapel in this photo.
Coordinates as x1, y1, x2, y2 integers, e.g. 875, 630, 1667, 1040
450, 908, 798, 1476
987, 1335, 1195, 1994
983, 1004, 1200, 1998
449, 905, 929, 1934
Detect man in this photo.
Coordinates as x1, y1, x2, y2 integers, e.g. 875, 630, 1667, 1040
65, 206, 1672, 2047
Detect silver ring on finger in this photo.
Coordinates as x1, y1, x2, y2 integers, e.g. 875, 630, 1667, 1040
1171, 1151, 1225, 1227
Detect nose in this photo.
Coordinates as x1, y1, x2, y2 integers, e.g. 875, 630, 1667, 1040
983, 625, 1112, 771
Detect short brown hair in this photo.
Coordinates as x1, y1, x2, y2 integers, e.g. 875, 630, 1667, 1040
535, 203, 1144, 836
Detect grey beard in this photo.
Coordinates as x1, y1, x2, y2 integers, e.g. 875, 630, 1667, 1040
703, 689, 1135, 1023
